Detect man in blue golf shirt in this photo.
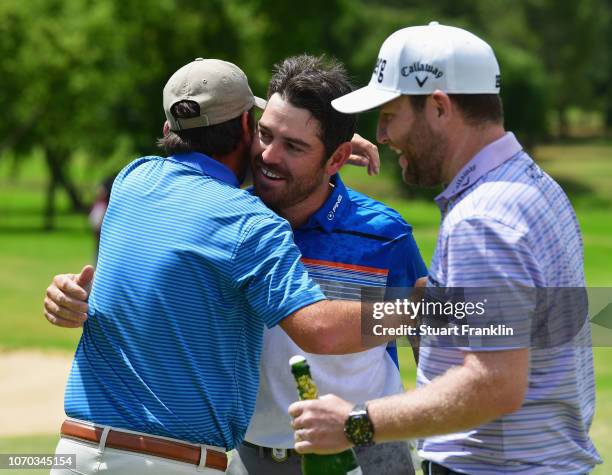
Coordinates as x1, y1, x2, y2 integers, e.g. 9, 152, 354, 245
228, 55, 426, 475
43, 58, 382, 475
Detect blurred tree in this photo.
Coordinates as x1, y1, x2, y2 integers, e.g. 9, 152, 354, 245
496, 46, 549, 150
601, 0, 612, 131
0, 0, 119, 228
522, 0, 609, 137
0, 0, 373, 230
0, 0, 245, 229
233, 0, 365, 95
1, 0, 609, 223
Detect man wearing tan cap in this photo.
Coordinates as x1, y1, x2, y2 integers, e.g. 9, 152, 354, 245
289, 22, 601, 475
45, 58, 379, 475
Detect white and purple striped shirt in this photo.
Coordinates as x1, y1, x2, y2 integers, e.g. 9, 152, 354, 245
418, 133, 601, 474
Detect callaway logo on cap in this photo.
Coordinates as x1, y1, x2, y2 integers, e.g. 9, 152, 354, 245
332, 21, 501, 114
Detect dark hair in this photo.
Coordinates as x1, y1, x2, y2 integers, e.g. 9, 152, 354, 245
157, 101, 254, 156
409, 94, 503, 125
267, 54, 357, 159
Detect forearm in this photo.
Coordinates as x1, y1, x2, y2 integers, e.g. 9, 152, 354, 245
283, 299, 393, 355
368, 350, 528, 441
282, 292, 423, 355
301, 300, 366, 355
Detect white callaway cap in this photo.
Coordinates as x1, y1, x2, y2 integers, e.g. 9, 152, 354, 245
332, 21, 501, 114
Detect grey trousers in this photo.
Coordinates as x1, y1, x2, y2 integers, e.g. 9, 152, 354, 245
228, 440, 415, 475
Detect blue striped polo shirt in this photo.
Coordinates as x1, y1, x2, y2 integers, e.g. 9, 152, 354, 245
245, 174, 428, 448
418, 133, 601, 473
293, 175, 427, 366
64, 152, 326, 450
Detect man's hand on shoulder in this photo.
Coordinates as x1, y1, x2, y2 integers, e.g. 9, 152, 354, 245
44, 265, 95, 328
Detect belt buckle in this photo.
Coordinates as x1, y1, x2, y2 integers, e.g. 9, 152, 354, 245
270, 447, 288, 462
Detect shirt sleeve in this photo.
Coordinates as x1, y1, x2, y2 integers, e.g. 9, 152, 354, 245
386, 229, 428, 288
384, 229, 428, 367
232, 215, 326, 329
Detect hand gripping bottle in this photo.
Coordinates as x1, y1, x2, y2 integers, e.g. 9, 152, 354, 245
290, 355, 362, 475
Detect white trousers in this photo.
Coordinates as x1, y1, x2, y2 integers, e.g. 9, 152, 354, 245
50, 429, 226, 474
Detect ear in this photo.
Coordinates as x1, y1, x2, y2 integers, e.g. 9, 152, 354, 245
428, 90, 453, 127
324, 142, 352, 176
162, 121, 170, 136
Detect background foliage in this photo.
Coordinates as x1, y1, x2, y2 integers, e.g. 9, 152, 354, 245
1, 0, 610, 226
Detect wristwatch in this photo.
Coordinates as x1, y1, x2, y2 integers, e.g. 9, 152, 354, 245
344, 403, 375, 447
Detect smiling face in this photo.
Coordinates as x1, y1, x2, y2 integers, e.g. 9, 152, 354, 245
376, 96, 448, 187
251, 93, 330, 212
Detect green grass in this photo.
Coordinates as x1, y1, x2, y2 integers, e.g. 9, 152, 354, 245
0, 142, 611, 471
0, 225, 93, 350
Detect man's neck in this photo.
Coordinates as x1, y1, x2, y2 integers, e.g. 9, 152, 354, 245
444, 124, 506, 184
211, 146, 247, 184
277, 180, 334, 229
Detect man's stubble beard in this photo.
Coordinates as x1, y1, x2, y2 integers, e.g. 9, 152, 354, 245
401, 122, 447, 188
253, 155, 327, 213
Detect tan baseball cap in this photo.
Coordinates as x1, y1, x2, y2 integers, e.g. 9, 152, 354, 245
163, 58, 267, 131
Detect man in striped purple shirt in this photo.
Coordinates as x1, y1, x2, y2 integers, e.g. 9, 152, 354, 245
290, 22, 601, 474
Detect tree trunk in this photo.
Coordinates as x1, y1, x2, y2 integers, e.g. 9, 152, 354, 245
43, 147, 87, 230
44, 170, 57, 231
557, 107, 570, 139
48, 148, 86, 210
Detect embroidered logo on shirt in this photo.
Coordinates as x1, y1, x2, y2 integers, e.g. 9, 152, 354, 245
327, 194, 343, 221
452, 164, 476, 193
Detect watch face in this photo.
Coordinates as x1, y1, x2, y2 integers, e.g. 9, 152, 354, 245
346, 411, 374, 446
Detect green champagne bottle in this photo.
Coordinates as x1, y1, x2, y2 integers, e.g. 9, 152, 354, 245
289, 355, 363, 475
